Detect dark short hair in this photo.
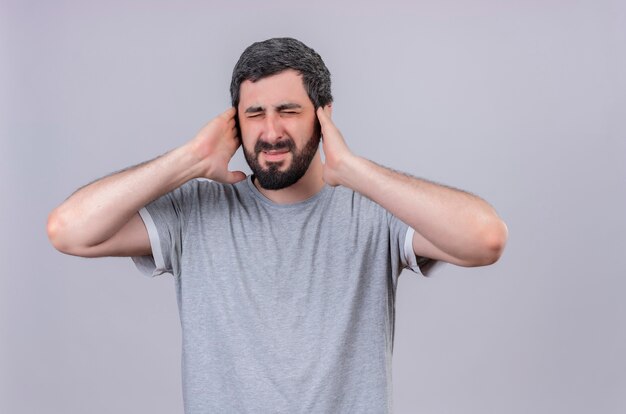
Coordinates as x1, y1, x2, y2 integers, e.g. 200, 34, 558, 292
230, 37, 333, 109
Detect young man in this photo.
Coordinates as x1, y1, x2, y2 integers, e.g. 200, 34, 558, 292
48, 38, 508, 413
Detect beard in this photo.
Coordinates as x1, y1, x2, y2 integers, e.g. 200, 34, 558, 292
243, 132, 320, 190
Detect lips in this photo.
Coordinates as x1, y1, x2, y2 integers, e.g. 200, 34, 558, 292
263, 149, 289, 155
262, 149, 290, 162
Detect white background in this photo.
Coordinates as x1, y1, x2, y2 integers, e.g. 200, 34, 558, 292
2, 0, 625, 412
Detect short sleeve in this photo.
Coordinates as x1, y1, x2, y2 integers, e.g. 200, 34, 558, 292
387, 213, 443, 278
401, 226, 445, 277
131, 179, 201, 278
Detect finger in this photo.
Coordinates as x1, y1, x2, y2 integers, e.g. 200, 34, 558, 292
220, 107, 237, 120
316, 106, 330, 127
324, 104, 333, 118
318, 105, 338, 132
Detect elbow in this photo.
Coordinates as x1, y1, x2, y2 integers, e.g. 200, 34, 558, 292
47, 209, 112, 258
464, 218, 508, 267
47, 209, 67, 252
478, 218, 508, 266
47, 209, 77, 255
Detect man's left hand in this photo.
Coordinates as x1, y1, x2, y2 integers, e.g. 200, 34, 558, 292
317, 105, 357, 187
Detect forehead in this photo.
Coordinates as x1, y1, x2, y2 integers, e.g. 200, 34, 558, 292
238, 69, 312, 109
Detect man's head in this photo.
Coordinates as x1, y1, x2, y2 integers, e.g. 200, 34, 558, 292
230, 38, 333, 190
230, 37, 333, 111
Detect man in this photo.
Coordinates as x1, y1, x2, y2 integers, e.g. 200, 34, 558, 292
47, 37, 508, 413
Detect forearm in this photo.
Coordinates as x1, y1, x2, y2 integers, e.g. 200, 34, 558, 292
48, 143, 203, 249
316, 105, 506, 265
338, 156, 507, 264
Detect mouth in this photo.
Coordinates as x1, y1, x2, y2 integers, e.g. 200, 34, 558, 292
261, 148, 290, 162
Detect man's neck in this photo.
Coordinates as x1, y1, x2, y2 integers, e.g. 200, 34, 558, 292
253, 152, 325, 204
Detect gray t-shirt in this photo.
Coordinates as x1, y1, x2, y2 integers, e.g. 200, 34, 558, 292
132, 176, 438, 413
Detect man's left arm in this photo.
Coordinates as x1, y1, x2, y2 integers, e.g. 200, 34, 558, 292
317, 106, 508, 267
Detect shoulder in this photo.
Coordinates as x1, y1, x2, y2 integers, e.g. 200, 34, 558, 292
327, 185, 388, 219
188, 177, 240, 193
190, 177, 252, 205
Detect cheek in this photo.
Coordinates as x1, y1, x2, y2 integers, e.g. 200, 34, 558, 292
237, 123, 254, 150
241, 137, 256, 155
284, 118, 315, 138
238, 120, 258, 142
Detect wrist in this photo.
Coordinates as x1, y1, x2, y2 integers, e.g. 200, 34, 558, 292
333, 154, 367, 189
168, 143, 209, 183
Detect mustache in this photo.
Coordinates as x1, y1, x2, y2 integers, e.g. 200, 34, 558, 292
254, 138, 296, 153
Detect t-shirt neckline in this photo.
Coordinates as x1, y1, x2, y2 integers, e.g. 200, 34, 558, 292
245, 175, 331, 209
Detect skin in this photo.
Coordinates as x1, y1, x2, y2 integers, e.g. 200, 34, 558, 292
237, 70, 325, 203
47, 69, 507, 267
317, 106, 508, 266
237, 69, 508, 266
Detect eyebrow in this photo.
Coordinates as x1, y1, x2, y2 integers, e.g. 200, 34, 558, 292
276, 103, 302, 111
244, 103, 303, 113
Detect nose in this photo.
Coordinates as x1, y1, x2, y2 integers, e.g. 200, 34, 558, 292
263, 113, 284, 143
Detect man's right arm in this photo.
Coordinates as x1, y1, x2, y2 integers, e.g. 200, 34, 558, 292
46, 107, 245, 258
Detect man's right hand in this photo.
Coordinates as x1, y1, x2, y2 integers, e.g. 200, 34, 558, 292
47, 107, 248, 258
186, 107, 246, 184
